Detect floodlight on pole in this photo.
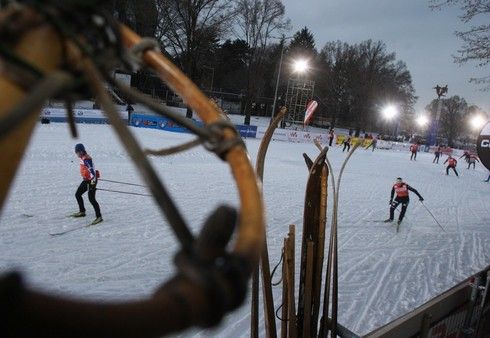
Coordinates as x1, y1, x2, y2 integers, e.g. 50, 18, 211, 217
416, 115, 429, 127
470, 115, 487, 130
382, 105, 398, 120
292, 59, 309, 73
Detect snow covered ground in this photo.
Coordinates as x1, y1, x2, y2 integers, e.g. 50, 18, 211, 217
1, 122, 489, 336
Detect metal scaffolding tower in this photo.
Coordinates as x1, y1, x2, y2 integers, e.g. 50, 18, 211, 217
284, 77, 315, 127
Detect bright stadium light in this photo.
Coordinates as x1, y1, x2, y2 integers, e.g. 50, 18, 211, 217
470, 115, 487, 130
382, 105, 398, 120
292, 59, 309, 73
416, 115, 429, 127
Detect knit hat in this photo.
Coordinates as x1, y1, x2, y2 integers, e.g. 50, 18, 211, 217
75, 143, 86, 153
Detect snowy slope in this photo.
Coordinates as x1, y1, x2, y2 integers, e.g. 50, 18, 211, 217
1, 123, 489, 336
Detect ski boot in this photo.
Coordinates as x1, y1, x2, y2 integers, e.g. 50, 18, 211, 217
383, 218, 393, 223
396, 219, 402, 233
70, 211, 86, 218
90, 217, 103, 226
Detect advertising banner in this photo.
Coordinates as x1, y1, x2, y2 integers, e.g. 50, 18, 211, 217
131, 114, 257, 138
41, 108, 128, 123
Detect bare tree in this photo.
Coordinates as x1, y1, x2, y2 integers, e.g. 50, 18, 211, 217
430, 0, 490, 87
233, 0, 290, 124
318, 40, 416, 132
156, 0, 233, 118
427, 95, 468, 146
102, 0, 158, 37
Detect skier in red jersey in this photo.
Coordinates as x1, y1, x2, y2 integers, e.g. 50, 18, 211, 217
444, 155, 459, 176
409, 143, 419, 161
71, 143, 103, 225
385, 177, 424, 226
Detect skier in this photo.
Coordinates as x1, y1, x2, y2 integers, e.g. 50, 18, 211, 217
365, 137, 377, 151
444, 155, 459, 177
409, 143, 418, 161
342, 135, 351, 152
467, 154, 479, 169
72, 143, 103, 225
433, 145, 442, 164
328, 129, 335, 147
459, 150, 470, 163
385, 177, 424, 225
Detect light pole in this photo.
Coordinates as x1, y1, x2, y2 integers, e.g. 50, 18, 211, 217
427, 84, 448, 146
381, 105, 399, 138
270, 36, 294, 124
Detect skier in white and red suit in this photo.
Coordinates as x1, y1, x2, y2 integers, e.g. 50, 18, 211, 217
385, 177, 424, 225
444, 155, 459, 176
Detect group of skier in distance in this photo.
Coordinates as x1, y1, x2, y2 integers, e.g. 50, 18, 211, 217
327, 130, 484, 227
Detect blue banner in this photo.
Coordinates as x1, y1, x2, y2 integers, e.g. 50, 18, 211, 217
235, 124, 258, 138
130, 114, 200, 133
130, 114, 257, 138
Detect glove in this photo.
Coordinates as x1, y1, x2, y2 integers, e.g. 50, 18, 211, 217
89, 178, 97, 190
389, 200, 392, 205
419, 197, 424, 201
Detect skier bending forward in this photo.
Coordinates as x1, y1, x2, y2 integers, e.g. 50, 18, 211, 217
385, 177, 424, 226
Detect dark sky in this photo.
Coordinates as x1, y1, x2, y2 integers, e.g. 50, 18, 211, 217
282, 0, 489, 115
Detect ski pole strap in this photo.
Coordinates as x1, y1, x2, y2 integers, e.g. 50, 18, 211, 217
144, 138, 202, 157
270, 250, 284, 286
203, 120, 246, 161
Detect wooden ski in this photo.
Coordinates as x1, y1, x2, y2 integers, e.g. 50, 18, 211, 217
318, 141, 359, 337
251, 106, 287, 337
297, 146, 328, 337
302, 153, 314, 170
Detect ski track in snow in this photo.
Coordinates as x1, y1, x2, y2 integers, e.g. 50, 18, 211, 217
1, 123, 490, 336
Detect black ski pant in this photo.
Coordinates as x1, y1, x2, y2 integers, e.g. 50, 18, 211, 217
75, 180, 101, 218
342, 142, 350, 152
390, 198, 408, 222
329, 137, 334, 147
410, 151, 417, 160
446, 165, 458, 176
433, 153, 440, 163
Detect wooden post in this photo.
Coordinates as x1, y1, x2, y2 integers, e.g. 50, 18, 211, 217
281, 238, 289, 338
287, 225, 297, 338
303, 241, 315, 338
